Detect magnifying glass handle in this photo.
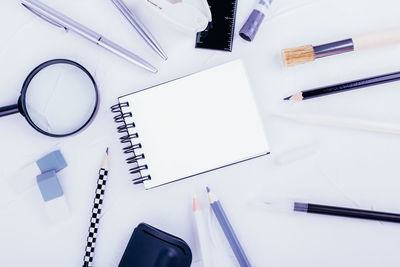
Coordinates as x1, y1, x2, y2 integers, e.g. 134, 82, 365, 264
0, 104, 19, 117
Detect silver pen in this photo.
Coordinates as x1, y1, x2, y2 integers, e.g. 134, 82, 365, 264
21, 0, 157, 73
111, 0, 167, 60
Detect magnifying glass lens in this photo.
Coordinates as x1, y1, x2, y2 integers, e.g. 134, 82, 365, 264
24, 63, 97, 136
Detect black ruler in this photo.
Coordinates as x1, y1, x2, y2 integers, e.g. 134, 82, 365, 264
195, 0, 239, 52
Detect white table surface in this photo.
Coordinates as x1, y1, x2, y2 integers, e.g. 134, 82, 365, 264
1, 0, 400, 266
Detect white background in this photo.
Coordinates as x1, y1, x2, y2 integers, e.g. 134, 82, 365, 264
1, 0, 400, 266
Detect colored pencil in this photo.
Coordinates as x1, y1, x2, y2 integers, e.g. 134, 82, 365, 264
206, 187, 251, 267
193, 195, 213, 267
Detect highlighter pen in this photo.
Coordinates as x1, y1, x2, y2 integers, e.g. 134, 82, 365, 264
21, 0, 157, 73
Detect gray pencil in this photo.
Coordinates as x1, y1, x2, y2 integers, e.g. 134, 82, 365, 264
206, 187, 251, 267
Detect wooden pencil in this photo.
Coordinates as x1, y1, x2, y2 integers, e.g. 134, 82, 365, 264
83, 148, 109, 267
206, 187, 251, 267
284, 71, 400, 101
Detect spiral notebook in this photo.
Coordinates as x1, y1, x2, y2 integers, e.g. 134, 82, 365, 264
111, 60, 269, 189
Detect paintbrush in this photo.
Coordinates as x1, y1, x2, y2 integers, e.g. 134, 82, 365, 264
282, 27, 400, 67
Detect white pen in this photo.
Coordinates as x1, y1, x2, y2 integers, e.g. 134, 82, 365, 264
21, 0, 158, 73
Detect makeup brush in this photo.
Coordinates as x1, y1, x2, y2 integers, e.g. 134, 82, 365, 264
282, 27, 400, 67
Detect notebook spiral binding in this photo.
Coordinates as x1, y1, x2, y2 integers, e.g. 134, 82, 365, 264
111, 102, 151, 184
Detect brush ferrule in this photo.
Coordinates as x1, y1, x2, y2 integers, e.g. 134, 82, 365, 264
314, 39, 354, 59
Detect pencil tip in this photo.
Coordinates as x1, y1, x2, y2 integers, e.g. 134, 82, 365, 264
106, 147, 109, 155
285, 92, 304, 101
206, 186, 210, 193
193, 196, 200, 211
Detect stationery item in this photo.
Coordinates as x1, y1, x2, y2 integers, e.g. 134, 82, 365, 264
145, 0, 211, 33
21, 0, 157, 73
111, 0, 168, 60
193, 196, 213, 267
284, 71, 400, 101
206, 187, 251, 267
118, 223, 192, 267
282, 27, 400, 67
35, 150, 67, 172
111, 60, 269, 189
263, 200, 400, 223
10, 150, 68, 193
277, 112, 400, 135
195, 0, 239, 51
118, 223, 191, 267
239, 0, 272, 42
37, 170, 69, 222
294, 202, 400, 223
83, 149, 109, 267
0, 59, 99, 137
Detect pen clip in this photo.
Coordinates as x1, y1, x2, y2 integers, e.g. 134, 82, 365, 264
22, 3, 68, 32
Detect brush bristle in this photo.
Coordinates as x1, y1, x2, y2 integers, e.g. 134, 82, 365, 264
282, 45, 315, 67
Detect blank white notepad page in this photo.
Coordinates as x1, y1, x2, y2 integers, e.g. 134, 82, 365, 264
120, 60, 269, 189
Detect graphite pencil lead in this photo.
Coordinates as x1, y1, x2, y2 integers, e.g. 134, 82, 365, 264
283, 96, 291, 100
206, 187, 218, 204
101, 149, 109, 169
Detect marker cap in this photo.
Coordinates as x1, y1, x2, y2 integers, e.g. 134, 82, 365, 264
239, 10, 265, 42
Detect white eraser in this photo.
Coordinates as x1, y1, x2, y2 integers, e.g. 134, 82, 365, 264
8, 150, 67, 193
8, 163, 41, 193
44, 195, 70, 223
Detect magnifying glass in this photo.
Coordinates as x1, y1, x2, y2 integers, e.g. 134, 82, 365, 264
0, 59, 99, 137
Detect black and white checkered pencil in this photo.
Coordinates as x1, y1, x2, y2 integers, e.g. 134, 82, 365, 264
83, 148, 109, 267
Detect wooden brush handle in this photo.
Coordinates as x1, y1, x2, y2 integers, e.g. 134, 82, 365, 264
353, 28, 400, 50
